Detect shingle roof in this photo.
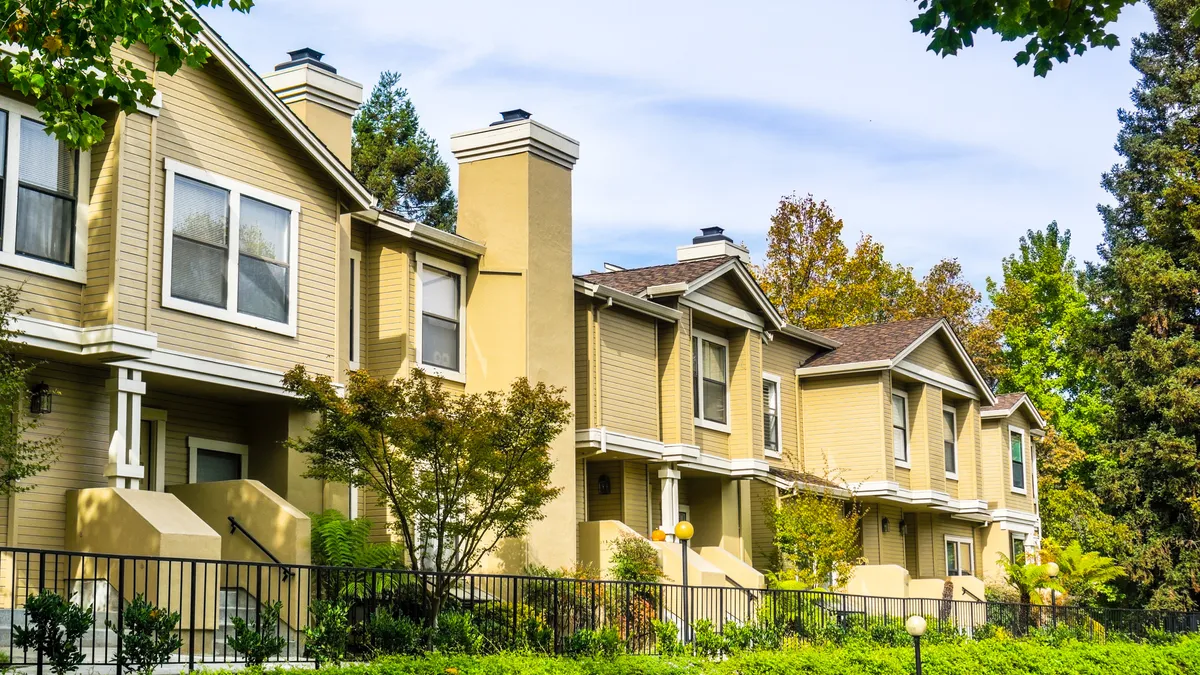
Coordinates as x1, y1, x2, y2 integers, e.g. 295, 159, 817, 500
576, 257, 731, 295
799, 317, 943, 369
982, 392, 1028, 414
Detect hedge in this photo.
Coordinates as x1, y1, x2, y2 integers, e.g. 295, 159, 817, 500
208, 637, 1200, 675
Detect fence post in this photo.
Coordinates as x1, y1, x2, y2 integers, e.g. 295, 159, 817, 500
188, 561, 197, 673
35, 554, 45, 675
116, 556, 126, 674
552, 578, 560, 654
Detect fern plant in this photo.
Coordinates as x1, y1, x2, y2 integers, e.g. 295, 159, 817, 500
310, 510, 405, 599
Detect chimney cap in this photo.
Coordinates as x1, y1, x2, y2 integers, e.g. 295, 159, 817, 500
276, 47, 336, 74
693, 226, 732, 245
492, 109, 533, 126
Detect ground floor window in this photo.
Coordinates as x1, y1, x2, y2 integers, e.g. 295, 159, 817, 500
1011, 533, 1027, 563
187, 437, 249, 483
945, 535, 974, 576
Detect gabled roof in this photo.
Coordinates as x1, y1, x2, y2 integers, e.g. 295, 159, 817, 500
982, 392, 1047, 429
798, 317, 996, 405
576, 257, 729, 295
193, 10, 375, 211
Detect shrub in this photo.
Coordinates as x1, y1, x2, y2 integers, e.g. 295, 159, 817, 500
303, 599, 349, 667
520, 565, 598, 641
652, 620, 682, 656
471, 602, 551, 653
608, 535, 663, 584
431, 612, 481, 655
691, 619, 725, 658
227, 600, 288, 666
564, 626, 623, 658
106, 594, 182, 675
361, 612, 425, 656
13, 590, 92, 675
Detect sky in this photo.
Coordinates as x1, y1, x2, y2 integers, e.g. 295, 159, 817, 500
200, 1, 1156, 291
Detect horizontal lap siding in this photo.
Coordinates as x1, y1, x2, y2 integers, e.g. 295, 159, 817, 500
695, 275, 746, 307
367, 232, 410, 383
82, 113, 120, 326
351, 222, 369, 372
575, 301, 593, 427
750, 480, 777, 571
141, 390, 251, 488
800, 373, 884, 482
598, 307, 659, 439
763, 337, 816, 471
145, 58, 339, 375
116, 112, 153, 329
980, 421, 1004, 507
903, 335, 964, 381
586, 460, 622, 522
622, 462, 649, 536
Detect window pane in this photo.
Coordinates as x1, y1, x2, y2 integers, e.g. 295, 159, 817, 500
703, 380, 726, 423
946, 541, 958, 574
238, 254, 288, 322
15, 187, 72, 264
196, 449, 242, 483
1012, 537, 1024, 563
422, 314, 459, 370
945, 441, 956, 473
172, 237, 227, 306
692, 337, 699, 418
959, 543, 972, 574
422, 266, 458, 320
173, 176, 229, 246
944, 411, 956, 473
1010, 432, 1023, 461
19, 118, 75, 195
764, 413, 778, 451
239, 196, 290, 264
1013, 460, 1025, 489
141, 420, 155, 492
0, 110, 8, 179
892, 394, 906, 429
703, 342, 726, 384
893, 428, 907, 461
762, 380, 778, 413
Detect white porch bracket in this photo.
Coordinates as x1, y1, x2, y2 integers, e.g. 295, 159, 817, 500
658, 466, 681, 542
105, 367, 146, 489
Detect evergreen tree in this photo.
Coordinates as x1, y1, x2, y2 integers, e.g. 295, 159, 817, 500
1087, 0, 1200, 610
351, 72, 457, 230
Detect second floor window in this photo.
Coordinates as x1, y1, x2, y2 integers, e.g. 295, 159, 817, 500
416, 253, 466, 381
692, 331, 729, 430
944, 407, 958, 477
163, 159, 300, 336
1010, 429, 1026, 492
892, 392, 909, 464
763, 375, 781, 457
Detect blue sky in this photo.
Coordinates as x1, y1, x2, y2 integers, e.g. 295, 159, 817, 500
201, 1, 1155, 291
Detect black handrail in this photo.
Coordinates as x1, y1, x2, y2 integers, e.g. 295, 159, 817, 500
961, 586, 984, 602
228, 515, 294, 580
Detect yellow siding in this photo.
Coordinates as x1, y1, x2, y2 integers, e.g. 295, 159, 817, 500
696, 427, 730, 458
727, 328, 759, 459
749, 481, 777, 570
141, 390, 251, 489
82, 112, 121, 327
980, 420, 1004, 507
694, 274, 747, 307
622, 461, 650, 536
801, 373, 886, 483
763, 336, 817, 470
115, 111, 153, 329
930, 515, 977, 579
366, 231, 410, 383
576, 458, 587, 523
587, 461, 622, 521
903, 333, 967, 381
350, 222, 369, 372
598, 307, 659, 439
658, 304, 693, 446
981, 414, 1036, 513
861, 503, 906, 567
574, 300, 594, 428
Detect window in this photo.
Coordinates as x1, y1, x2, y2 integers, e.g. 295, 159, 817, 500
163, 159, 300, 336
415, 253, 466, 381
348, 249, 361, 370
1010, 427, 1026, 493
944, 406, 958, 478
1011, 534, 1027, 564
692, 330, 729, 431
892, 391, 909, 465
0, 103, 89, 283
187, 437, 249, 483
946, 536, 974, 577
762, 374, 782, 457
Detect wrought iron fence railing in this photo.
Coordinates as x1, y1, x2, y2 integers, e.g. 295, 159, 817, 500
0, 545, 1194, 672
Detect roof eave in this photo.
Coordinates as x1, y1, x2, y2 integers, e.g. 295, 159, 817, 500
575, 279, 683, 322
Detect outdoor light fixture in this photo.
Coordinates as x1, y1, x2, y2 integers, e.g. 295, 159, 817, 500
597, 474, 611, 495
29, 382, 51, 415
899, 518, 908, 536
651, 528, 666, 542
676, 520, 695, 651
1047, 561, 1060, 628
881, 517, 890, 533
906, 615, 927, 675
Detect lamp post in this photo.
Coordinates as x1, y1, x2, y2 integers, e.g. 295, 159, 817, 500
1046, 561, 1060, 629
906, 615, 927, 675
675, 520, 694, 646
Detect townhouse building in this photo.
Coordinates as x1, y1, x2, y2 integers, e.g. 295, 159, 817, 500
0, 11, 1042, 613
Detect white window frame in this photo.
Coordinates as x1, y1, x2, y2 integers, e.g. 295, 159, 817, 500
692, 328, 731, 433
762, 372, 783, 458
943, 404, 958, 481
1010, 533, 1027, 563
187, 436, 249, 484
414, 251, 467, 383
161, 158, 301, 337
892, 389, 911, 468
0, 96, 91, 283
348, 248, 362, 370
142, 408, 168, 492
1009, 425, 1028, 494
945, 534, 975, 577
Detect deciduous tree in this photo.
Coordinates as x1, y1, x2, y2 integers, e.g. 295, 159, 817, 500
283, 367, 570, 619
764, 481, 864, 590
0, 285, 57, 495
0, 0, 252, 148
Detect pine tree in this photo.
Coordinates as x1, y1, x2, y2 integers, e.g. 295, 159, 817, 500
351, 72, 457, 230
1087, 0, 1200, 610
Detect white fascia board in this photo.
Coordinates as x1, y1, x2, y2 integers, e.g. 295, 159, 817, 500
15, 316, 156, 360
893, 361, 980, 399
991, 509, 1041, 528
680, 294, 765, 331
893, 320, 996, 406
643, 282, 690, 298
412, 223, 485, 258
110, 348, 314, 398
851, 480, 993, 519
576, 281, 682, 322
661, 443, 701, 463
796, 360, 892, 378
778, 324, 841, 349
575, 428, 664, 460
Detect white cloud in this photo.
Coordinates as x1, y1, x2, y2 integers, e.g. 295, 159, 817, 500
201, 0, 1154, 288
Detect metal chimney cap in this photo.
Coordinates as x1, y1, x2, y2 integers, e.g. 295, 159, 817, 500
276, 47, 336, 74
693, 226, 732, 244
492, 109, 533, 126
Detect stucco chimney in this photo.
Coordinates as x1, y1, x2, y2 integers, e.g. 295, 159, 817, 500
677, 226, 750, 264
262, 48, 363, 165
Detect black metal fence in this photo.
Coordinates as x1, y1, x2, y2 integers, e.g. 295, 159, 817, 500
0, 546, 1196, 671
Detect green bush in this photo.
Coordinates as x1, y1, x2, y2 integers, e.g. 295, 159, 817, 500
13, 590, 93, 675
227, 600, 288, 666
304, 599, 349, 667
608, 535, 663, 584
107, 595, 182, 675
563, 626, 623, 658
471, 602, 552, 653
361, 612, 425, 656
691, 620, 725, 658
652, 620, 682, 656
430, 612, 481, 655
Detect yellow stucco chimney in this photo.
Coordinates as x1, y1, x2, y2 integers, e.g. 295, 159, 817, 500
450, 110, 580, 570
262, 48, 363, 166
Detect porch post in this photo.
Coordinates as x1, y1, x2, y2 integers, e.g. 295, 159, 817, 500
106, 367, 146, 489
658, 466, 681, 542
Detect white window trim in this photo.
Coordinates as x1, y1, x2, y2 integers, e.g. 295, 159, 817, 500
348, 248, 362, 370
414, 251, 467, 383
0, 96, 91, 284
161, 158, 301, 337
692, 328, 731, 433
1010, 533, 1027, 563
945, 534, 975, 576
762, 372, 783, 458
943, 404, 958, 481
892, 389, 911, 469
187, 436, 249, 483
143, 408, 168, 492
1009, 425, 1028, 495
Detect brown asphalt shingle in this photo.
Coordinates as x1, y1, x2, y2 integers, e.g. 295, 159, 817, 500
800, 317, 943, 369
576, 257, 732, 295
982, 392, 1027, 413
